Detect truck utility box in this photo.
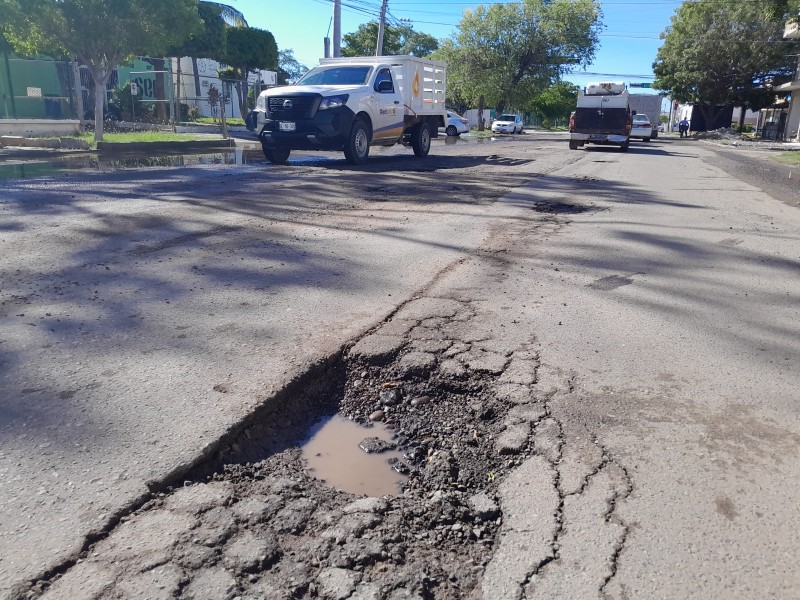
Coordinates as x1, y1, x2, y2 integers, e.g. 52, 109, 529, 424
569, 81, 632, 152
247, 55, 447, 165
585, 81, 627, 96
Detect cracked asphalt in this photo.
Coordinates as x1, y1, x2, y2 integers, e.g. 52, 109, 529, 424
2, 133, 800, 599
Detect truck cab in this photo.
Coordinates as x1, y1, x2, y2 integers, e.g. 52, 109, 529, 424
247, 56, 447, 165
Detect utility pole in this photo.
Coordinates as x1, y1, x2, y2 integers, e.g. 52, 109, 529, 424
333, 0, 341, 57
376, 0, 388, 56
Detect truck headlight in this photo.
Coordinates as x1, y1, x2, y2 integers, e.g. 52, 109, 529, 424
318, 95, 348, 110
256, 94, 267, 111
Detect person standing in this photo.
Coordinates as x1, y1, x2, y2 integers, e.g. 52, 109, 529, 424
679, 117, 690, 138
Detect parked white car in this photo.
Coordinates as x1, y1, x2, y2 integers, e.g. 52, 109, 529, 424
491, 114, 524, 134
443, 111, 470, 136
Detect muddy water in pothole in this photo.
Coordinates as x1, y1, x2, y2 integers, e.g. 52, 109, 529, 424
301, 414, 407, 497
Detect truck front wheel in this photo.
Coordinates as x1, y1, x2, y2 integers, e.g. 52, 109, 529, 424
411, 122, 431, 157
344, 119, 370, 165
264, 147, 290, 164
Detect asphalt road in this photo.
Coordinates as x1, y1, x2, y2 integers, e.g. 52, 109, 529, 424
0, 133, 569, 597
1, 132, 799, 598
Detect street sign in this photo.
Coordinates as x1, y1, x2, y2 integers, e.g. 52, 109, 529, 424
130, 82, 139, 96
629, 83, 652, 88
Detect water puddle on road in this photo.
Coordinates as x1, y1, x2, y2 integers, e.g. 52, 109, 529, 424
301, 414, 407, 497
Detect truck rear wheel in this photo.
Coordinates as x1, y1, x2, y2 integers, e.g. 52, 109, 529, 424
620, 140, 630, 152
344, 119, 370, 165
411, 122, 431, 157
264, 147, 290, 164
569, 140, 579, 150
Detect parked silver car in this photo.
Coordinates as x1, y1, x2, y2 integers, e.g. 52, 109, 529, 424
630, 113, 653, 142
442, 111, 470, 136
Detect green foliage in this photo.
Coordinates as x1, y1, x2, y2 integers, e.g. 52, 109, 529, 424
277, 49, 309, 85
222, 27, 278, 73
775, 150, 800, 165
527, 81, 579, 122
170, 1, 228, 63
653, 0, 800, 127
109, 82, 155, 122
432, 0, 601, 113
1, 0, 202, 140
342, 22, 439, 57
220, 26, 278, 119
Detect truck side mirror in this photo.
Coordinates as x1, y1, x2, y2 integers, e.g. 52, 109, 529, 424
377, 80, 394, 93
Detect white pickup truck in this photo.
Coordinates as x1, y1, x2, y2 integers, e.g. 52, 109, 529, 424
246, 55, 447, 165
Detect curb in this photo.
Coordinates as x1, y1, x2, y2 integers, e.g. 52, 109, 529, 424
96, 139, 236, 154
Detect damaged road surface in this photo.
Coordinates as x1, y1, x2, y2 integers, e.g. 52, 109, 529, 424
3, 135, 800, 599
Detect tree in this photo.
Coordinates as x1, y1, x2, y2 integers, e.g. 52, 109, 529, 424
527, 81, 579, 124
342, 22, 439, 57
0, 0, 201, 141
432, 0, 601, 117
277, 49, 308, 85
170, 1, 229, 100
653, 0, 800, 130
219, 27, 278, 119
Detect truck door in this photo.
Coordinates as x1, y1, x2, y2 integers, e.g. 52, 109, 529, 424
370, 68, 404, 142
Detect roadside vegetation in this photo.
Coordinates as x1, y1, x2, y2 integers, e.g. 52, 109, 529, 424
74, 130, 222, 149
654, 0, 800, 129
193, 117, 245, 127
773, 152, 800, 166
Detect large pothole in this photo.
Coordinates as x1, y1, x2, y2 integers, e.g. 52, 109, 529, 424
32, 296, 547, 600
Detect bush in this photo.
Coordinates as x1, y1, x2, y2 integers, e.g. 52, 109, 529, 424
731, 123, 753, 133
109, 83, 155, 122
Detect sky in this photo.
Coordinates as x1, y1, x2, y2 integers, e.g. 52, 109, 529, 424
231, 0, 685, 96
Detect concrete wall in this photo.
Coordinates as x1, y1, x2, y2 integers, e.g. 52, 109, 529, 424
0, 119, 81, 137
780, 97, 800, 140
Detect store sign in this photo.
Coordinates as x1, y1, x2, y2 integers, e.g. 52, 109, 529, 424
27, 87, 42, 97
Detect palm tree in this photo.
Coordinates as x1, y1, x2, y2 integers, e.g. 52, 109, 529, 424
203, 2, 248, 27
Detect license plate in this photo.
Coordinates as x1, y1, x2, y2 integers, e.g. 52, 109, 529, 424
279, 121, 295, 132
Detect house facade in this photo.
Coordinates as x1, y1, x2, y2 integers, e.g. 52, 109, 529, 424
773, 19, 800, 140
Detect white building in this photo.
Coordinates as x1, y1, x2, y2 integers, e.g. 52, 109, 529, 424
772, 19, 800, 140
173, 56, 277, 120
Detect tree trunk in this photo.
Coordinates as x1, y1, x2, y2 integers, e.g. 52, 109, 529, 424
90, 67, 111, 142
242, 77, 249, 118
477, 95, 485, 131
192, 57, 201, 99
699, 95, 720, 133
71, 59, 85, 131
738, 106, 746, 130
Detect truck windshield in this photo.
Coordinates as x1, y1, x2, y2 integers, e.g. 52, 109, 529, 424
297, 66, 372, 86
